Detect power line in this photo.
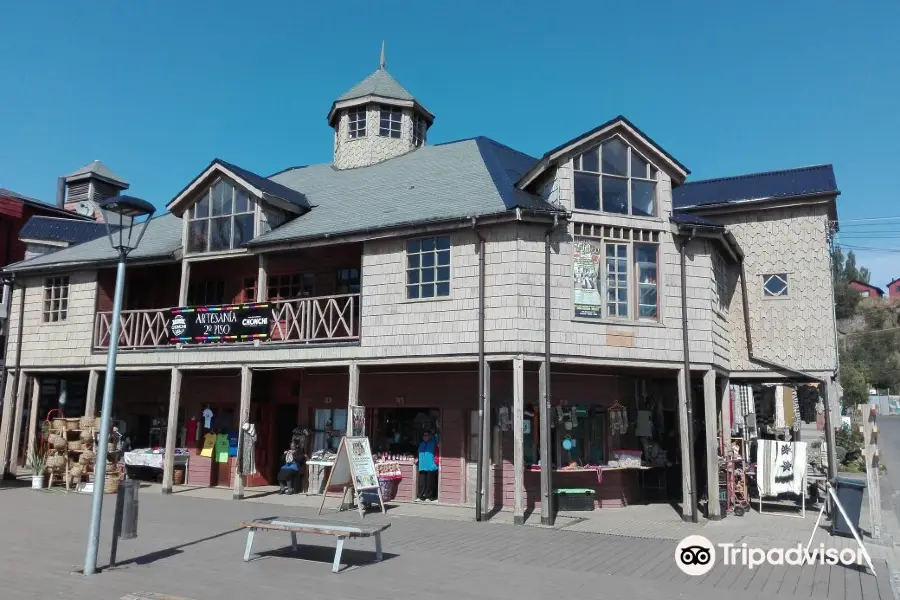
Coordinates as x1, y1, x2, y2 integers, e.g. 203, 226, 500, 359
842, 326, 900, 337
835, 216, 900, 224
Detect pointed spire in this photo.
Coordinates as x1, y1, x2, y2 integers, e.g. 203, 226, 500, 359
379, 41, 386, 70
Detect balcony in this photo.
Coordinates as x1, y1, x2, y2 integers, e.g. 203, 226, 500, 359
93, 294, 360, 351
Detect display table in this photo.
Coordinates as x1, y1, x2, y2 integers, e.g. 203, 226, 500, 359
124, 449, 190, 469
306, 460, 334, 495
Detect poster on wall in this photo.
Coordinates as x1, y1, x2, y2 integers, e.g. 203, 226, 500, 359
167, 303, 272, 344
573, 238, 602, 318
350, 406, 366, 437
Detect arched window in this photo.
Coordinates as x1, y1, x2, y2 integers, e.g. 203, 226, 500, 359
572, 137, 658, 217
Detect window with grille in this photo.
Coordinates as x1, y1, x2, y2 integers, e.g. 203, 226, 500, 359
573, 136, 658, 217
336, 268, 360, 294
406, 236, 451, 299
713, 252, 728, 312
348, 108, 367, 139
605, 243, 629, 317
413, 116, 426, 147
266, 274, 314, 301
379, 105, 402, 138
187, 179, 255, 253
42, 276, 69, 322
762, 273, 789, 298
187, 280, 226, 306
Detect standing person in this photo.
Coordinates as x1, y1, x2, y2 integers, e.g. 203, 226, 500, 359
415, 430, 439, 502
277, 442, 304, 495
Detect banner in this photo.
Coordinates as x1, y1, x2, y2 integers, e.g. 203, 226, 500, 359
573, 238, 602, 318
168, 303, 272, 344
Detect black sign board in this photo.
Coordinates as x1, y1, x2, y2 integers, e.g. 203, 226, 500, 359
167, 303, 272, 344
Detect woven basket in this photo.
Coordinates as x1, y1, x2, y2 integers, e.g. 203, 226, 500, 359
48, 434, 66, 451
67, 440, 83, 452
65, 418, 80, 431
104, 475, 119, 494
79, 450, 95, 464
51, 418, 67, 433
174, 467, 185, 485
46, 454, 66, 470
79, 416, 94, 429
69, 464, 84, 478
79, 429, 93, 442
94, 417, 102, 429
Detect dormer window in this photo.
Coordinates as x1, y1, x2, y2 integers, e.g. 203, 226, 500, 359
379, 105, 402, 138
348, 108, 367, 139
573, 137, 659, 217
187, 179, 255, 253
413, 116, 426, 147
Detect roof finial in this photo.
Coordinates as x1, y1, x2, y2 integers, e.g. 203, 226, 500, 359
379, 41, 386, 70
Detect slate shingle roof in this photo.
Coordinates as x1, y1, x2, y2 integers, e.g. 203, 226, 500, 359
64, 160, 128, 186
673, 165, 838, 209
18, 216, 109, 245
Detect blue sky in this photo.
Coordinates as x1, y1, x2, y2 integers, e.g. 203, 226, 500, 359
1, 1, 899, 285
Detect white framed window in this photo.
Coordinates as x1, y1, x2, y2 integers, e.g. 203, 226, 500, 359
573, 136, 659, 217
42, 276, 69, 322
712, 251, 728, 312
406, 236, 451, 299
379, 105, 402, 138
605, 243, 629, 318
348, 108, 367, 139
413, 116, 426, 147
762, 273, 789, 298
187, 179, 255, 253
634, 244, 658, 319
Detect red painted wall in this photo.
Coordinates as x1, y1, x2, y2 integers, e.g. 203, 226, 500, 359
890, 282, 900, 298
0, 194, 92, 267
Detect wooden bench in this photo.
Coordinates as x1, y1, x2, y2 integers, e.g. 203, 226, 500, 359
239, 516, 391, 573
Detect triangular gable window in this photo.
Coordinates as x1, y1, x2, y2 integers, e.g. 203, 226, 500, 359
573, 135, 659, 217
187, 178, 256, 253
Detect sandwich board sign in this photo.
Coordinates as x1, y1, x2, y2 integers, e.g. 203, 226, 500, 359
318, 436, 385, 518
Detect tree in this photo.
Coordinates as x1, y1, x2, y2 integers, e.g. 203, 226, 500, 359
832, 248, 865, 319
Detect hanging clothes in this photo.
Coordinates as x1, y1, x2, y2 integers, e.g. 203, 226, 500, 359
774, 386, 786, 429
757, 439, 807, 497
789, 387, 801, 431
238, 423, 257, 476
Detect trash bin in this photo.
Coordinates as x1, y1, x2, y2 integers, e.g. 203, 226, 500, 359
832, 477, 866, 538
120, 479, 139, 539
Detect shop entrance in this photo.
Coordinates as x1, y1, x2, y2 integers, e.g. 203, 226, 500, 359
274, 403, 298, 476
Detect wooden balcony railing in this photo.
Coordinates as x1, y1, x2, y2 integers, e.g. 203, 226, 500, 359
93, 293, 360, 351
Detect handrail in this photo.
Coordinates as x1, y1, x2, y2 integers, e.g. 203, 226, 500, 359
93, 293, 360, 350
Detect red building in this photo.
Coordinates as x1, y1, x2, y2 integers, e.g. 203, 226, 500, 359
887, 278, 900, 299
848, 280, 884, 298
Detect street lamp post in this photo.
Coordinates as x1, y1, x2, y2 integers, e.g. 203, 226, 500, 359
83, 196, 155, 576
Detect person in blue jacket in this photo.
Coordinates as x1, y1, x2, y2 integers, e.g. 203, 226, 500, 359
415, 430, 439, 502
277, 442, 304, 494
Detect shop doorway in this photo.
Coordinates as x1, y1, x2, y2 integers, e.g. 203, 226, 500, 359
274, 403, 298, 470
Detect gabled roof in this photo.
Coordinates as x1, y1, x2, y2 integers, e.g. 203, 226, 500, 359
251, 137, 558, 247
167, 159, 312, 217
5, 136, 561, 272
65, 160, 129, 187
516, 115, 690, 191
19, 216, 109, 246
673, 164, 839, 210
887, 278, 900, 288
0, 188, 96, 220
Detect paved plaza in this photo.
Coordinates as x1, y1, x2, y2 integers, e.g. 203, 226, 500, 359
0, 478, 893, 600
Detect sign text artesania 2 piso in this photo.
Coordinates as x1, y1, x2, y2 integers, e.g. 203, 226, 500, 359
167, 303, 272, 343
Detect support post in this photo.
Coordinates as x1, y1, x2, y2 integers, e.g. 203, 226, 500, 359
233, 365, 252, 500
256, 255, 268, 303
178, 260, 191, 306
720, 376, 731, 449
25, 375, 41, 464
538, 360, 553, 525
822, 381, 838, 482
0, 370, 17, 476
861, 404, 882, 539
84, 369, 100, 417
480, 360, 491, 517
161, 367, 182, 494
677, 368, 692, 521
346, 362, 359, 436
512, 356, 525, 525
703, 370, 720, 520
9, 372, 28, 471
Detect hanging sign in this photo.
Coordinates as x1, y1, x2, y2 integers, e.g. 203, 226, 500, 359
168, 303, 272, 344
573, 238, 602, 318
350, 406, 366, 437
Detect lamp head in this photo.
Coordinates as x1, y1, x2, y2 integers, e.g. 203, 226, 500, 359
99, 195, 156, 255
